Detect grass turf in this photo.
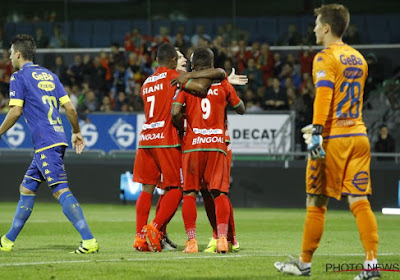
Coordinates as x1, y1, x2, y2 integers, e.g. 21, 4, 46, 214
0, 202, 399, 279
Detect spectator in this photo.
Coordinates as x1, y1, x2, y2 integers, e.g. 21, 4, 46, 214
112, 63, 134, 96
242, 58, 263, 92
114, 91, 128, 111
364, 52, 384, 103
191, 25, 210, 47
278, 24, 302, 46
343, 24, 361, 45
174, 32, 190, 57
374, 124, 396, 161
258, 43, 275, 85
125, 28, 143, 52
51, 55, 68, 85
302, 24, 316, 45
99, 51, 113, 90
35, 28, 49, 48
49, 25, 65, 48
278, 63, 301, 89
77, 90, 99, 119
273, 52, 283, 77
244, 88, 263, 112
298, 46, 315, 75
109, 42, 125, 72
236, 39, 248, 73
211, 35, 227, 68
88, 56, 107, 96
262, 77, 289, 110
67, 54, 83, 86
100, 95, 112, 113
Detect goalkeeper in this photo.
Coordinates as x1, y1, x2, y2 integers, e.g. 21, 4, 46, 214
274, 4, 380, 280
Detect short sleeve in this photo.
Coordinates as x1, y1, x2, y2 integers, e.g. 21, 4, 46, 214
172, 89, 187, 106
225, 82, 242, 108
312, 51, 336, 90
9, 73, 25, 107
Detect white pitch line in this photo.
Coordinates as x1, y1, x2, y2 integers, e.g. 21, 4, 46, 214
0, 252, 398, 267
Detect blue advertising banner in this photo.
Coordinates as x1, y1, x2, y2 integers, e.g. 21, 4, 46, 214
0, 114, 138, 153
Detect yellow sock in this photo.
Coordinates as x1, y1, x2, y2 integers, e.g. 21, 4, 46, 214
301, 206, 327, 263
350, 200, 378, 260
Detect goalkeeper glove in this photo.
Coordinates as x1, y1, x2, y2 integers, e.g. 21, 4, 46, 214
303, 124, 325, 160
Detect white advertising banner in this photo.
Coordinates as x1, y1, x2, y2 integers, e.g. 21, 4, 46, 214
227, 114, 292, 154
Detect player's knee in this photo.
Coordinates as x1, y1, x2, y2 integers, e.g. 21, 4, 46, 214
53, 186, 70, 200
142, 184, 156, 194
347, 195, 368, 207
19, 185, 36, 195
306, 194, 329, 207
183, 190, 197, 197
211, 190, 227, 198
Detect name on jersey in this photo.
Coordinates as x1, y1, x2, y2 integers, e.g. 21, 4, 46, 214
207, 88, 218, 95
142, 83, 163, 95
140, 132, 165, 141
143, 72, 167, 85
339, 55, 363, 65
192, 136, 224, 145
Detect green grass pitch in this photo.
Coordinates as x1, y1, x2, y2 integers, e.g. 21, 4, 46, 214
0, 202, 399, 279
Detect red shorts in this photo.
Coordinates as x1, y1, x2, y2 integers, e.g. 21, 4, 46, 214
133, 147, 182, 189
182, 151, 228, 193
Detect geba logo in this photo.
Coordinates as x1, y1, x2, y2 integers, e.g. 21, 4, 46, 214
109, 118, 135, 149
79, 121, 98, 148
5, 123, 26, 147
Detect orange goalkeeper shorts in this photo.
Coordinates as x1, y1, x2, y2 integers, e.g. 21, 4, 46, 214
306, 135, 371, 200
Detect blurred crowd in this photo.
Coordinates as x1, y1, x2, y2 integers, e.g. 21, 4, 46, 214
0, 23, 394, 151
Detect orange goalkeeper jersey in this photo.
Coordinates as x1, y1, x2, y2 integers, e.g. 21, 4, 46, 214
312, 43, 368, 138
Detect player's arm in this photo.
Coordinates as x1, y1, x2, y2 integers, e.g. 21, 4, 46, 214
181, 78, 211, 98
226, 82, 245, 115
0, 106, 23, 139
171, 102, 184, 137
63, 101, 85, 154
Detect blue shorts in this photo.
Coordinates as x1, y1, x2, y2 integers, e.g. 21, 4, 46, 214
22, 145, 69, 193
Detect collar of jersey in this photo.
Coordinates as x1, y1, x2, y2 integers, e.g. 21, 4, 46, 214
21, 62, 36, 69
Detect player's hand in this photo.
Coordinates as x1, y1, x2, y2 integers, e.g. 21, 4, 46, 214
71, 132, 85, 154
301, 124, 313, 145
171, 73, 191, 87
305, 125, 325, 160
227, 68, 248, 85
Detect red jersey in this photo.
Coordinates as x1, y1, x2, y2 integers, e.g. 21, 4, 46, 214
174, 79, 242, 154
139, 67, 181, 148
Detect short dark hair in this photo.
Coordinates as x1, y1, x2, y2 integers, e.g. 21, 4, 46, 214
11, 34, 36, 61
191, 47, 213, 69
157, 43, 177, 65
314, 4, 350, 38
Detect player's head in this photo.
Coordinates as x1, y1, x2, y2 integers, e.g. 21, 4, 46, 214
10, 34, 36, 69
175, 47, 187, 72
314, 4, 349, 45
190, 47, 214, 71
156, 43, 178, 69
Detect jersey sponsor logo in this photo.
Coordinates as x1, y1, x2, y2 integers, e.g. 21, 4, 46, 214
192, 136, 224, 145
38, 81, 56, 91
142, 120, 165, 130
143, 72, 167, 84
352, 171, 369, 191
9, 91, 15, 97
108, 118, 135, 149
10, 76, 16, 81
4, 123, 26, 147
53, 125, 64, 132
317, 56, 323, 62
140, 132, 165, 141
316, 70, 326, 79
193, 128, 223, 135
207, 88, 219, 96
142, 83, 163, 95
32, 72, 54, 81
339, 54, 363, 66
343, 67, 364, 79
80, 121, 99, 148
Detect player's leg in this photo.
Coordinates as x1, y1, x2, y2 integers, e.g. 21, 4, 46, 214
181, 152, 203, 253
344, 137, 380, 280
1, 158, 42, 252
143, 148, 183, 252
132, 148, 159, 251
53, 186, 98, 254
200, 187, 218, 253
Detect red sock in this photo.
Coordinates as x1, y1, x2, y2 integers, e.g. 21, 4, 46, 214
135, 191, 152, 238
215, 195, 231, 238
160, 204, 179, 234
227, 199, 237, 244
203, 193, 218, 239
155, 194, 164, 215
182, 195, 197, 240
152, 189, 182, 230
